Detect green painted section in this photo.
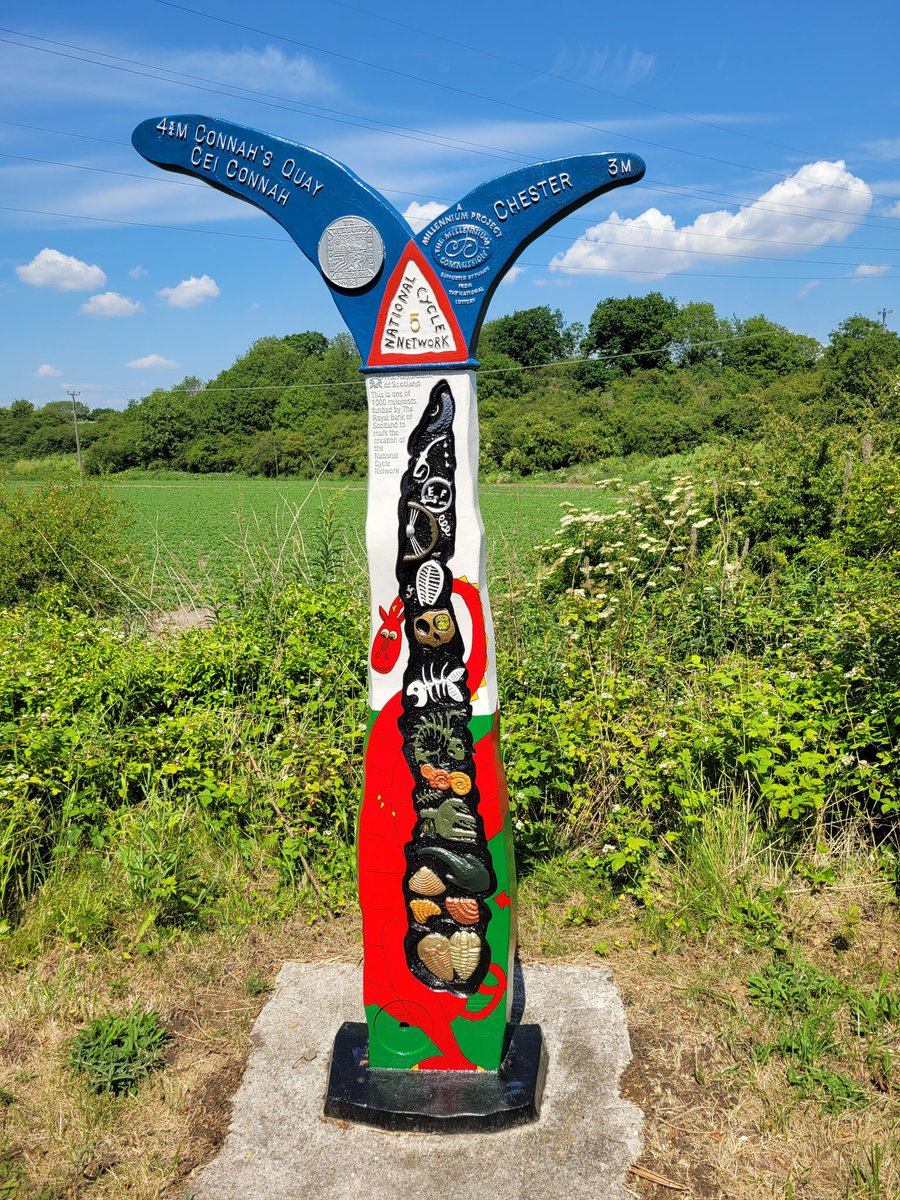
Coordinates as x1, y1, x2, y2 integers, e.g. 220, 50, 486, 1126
364, 1003, 441, 1069
468, 711, 495, 743
450, 814, 517, 1070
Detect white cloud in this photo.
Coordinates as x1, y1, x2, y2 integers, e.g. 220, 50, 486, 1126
500, 265, 525, 286
546, 45, 655, 87
80, 292, 142, 317
126, 354, 180, 369
34, 363, 63, 377
173, 45, 332, 98
17, 247, 107, 291
0, 37, 333, 107
157, 274, 220, 308
551, 160, 873, 281
402, 201, 447, 232
854, 263, 890, 277
797, 281, 820, 298
863, 137, 900, 161
128, 265, 148, 279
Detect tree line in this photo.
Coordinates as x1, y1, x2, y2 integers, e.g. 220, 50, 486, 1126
3, 296, 898, 478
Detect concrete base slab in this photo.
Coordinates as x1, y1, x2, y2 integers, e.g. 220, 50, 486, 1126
189, 962, 642, 1200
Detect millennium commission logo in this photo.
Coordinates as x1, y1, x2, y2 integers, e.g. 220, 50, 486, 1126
431, 223, 493, 272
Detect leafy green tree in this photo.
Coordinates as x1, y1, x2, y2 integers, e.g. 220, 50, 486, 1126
475, 351, 526, 408
84, 414, 141, 474
669, 301, 729, 368
722, 315, 820, 381
583, 292, 679, 374
136, 378, 203, 466
822, 315, 900, 411
203, 332, 328, 435
478, 306, 571, 367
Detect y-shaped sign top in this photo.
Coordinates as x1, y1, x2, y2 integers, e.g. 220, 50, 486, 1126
133, 115, 645, 369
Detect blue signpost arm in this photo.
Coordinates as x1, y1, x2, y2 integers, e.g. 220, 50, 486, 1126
417, 153, 646, 350
133, 115, 644, 365
132, 115, 412, 351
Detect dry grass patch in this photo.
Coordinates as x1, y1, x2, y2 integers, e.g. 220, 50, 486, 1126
1, 862, 896, 1200
518, 863, 898, 1200
0, 913, 360, 1199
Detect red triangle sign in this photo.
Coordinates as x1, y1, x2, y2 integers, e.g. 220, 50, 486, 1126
368, 242, 469, 368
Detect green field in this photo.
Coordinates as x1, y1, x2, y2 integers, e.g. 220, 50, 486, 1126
101, 474, 613, 597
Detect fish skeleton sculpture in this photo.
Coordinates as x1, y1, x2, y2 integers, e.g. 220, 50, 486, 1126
133, 115, 644, 1124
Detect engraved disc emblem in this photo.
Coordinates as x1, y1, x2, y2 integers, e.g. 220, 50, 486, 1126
420, 476, 452, 513
318, 216, 384, 289
432, 222, 493, 271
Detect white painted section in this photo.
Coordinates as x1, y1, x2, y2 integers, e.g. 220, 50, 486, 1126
364, 369, 498, 717
378, 259, 458, 356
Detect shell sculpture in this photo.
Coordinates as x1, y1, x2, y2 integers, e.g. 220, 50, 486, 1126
448, 771, 471, 796
409, 866, 445, 896
417, 933, 454, 981
444, 896, 479, 925
449, 930, 481, 980
415, 560, 444, 606
409, 898, 441, 924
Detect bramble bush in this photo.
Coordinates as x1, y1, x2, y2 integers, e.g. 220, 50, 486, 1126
2, 415, 899, 943
0, 581, 367, 921
0, 481, 133, 610
520, 453, 899, 893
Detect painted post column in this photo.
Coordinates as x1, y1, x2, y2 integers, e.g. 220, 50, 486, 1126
132, 115, 645, 1127
362, 368, 514, 1072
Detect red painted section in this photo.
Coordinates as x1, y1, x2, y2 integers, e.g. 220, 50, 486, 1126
367, 242, 469, 369
370, 596, 404, 674
360, 690, 474, 1069
460, 964, 508, 1023
472, 714, 508, 842
360, 576, 499, 1069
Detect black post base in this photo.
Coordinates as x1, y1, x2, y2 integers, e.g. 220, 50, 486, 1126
323, 1022, 547, 1133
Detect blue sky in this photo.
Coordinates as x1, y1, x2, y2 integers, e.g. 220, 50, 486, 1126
2, 0, 899, 410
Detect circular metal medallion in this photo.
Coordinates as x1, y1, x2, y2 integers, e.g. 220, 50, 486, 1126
431, 222, 493, 272
317, 216, 384, 290
420, 476, 453, 514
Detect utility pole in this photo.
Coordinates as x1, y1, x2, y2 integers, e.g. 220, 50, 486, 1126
67, 390, 84, 482
876, 306, 893, 328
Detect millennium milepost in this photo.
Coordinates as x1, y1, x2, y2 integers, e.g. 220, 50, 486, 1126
133, 114, 644, 1131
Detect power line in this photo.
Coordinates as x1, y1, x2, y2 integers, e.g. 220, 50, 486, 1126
3, 20, 892, 206
3, 34, 898, 234
319, 0, 900, 182
7, 118, 900, 248
0, 32, 526, 166
7, 327, 834, 406
6, 131, 900, 251
3, 202, 894, 281
6, 152, 900, 269
149, 1, 900, 205
3, 204, 897, 283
